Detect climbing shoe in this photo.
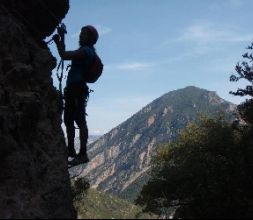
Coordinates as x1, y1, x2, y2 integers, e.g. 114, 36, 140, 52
68, 154, 89, 166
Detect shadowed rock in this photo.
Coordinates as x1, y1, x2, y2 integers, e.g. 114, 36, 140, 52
0, 0, 76, 218
1, 0, 69, 40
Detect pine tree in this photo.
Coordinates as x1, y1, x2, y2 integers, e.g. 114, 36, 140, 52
230, 41, 253, 124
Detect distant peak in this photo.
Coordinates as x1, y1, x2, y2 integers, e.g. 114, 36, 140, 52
162, 86, 209, 97
181, 86, 207, 91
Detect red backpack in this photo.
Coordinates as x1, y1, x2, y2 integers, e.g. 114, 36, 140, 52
84, 53, 104, 83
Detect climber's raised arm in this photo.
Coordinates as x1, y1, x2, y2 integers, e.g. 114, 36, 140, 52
53, 34, 85, 60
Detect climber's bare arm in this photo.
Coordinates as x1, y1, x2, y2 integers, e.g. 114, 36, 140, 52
56, 41, 85, 60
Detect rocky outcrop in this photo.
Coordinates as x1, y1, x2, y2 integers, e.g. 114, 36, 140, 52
0, 1, 76, 218
1, 0, 69, 41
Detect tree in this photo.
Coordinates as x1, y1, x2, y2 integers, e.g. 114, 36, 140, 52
137, 115, 253, 219
230, 41, 253, 124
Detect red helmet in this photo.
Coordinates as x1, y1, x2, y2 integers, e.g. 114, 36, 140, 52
82, 25, 99, 45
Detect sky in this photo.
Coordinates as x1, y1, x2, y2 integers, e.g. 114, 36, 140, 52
47, 0, 253, 135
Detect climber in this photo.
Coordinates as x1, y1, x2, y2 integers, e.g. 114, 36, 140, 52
53, 25, 99, 166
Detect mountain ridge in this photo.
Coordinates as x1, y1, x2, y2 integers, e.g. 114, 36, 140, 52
95, 86, 235, 138
75, 86, 237, 201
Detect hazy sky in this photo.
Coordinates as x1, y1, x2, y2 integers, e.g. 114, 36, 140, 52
47, 0, 253, 135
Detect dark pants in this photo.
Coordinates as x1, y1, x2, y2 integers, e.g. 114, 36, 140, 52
64, 82, 89, 155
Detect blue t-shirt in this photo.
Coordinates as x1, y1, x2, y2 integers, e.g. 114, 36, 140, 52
66, 46, 95, 86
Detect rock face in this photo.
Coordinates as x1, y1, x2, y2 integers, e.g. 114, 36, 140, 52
0, 1, 76, 218
78, 86, 237, 201
1, 0, 69, 40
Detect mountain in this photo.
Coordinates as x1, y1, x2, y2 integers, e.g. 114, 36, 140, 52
74, 135, 102, 146
70, 135, 102, 153
88, 135, 102, 145
77, 86, 237, 201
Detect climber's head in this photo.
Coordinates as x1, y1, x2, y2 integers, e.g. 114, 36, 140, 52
79, 25, 99, 47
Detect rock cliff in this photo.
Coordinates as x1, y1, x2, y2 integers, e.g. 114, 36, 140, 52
0, 0, 76, 218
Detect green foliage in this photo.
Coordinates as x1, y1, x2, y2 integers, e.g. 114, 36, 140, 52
71, 178, 156, 219
230, 41, 253, 124
71, 177, 90, 201
137, 116, 253, 218
119, 172, 151, 202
